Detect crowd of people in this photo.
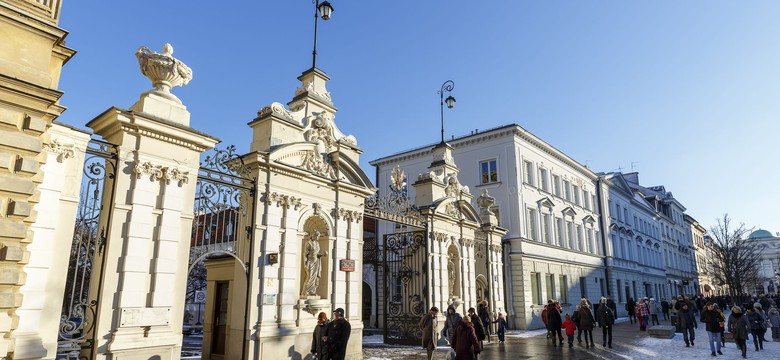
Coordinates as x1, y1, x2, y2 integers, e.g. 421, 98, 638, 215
419, 300, 506, 360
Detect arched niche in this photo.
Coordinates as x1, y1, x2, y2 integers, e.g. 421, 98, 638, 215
300, 216, 330, 299
447, 243, 461, 299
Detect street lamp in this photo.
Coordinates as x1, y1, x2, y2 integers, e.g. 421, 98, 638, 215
312, 1, 334, 69
439, 80, 456, 143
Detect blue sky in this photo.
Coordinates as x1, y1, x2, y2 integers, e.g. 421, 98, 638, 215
56, 1, 780, 233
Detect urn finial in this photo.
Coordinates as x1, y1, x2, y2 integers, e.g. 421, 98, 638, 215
135, 43, 192, 103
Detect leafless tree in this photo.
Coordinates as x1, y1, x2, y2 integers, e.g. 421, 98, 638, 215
707, 214, 761, 301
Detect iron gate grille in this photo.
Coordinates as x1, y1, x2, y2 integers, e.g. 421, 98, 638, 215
57, 139, 118, 360
382, 230, 427, 345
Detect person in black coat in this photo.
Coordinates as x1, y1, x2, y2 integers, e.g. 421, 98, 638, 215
626, 298, 636, 324
311, 312, 329, 360
477, 301, 492, 343
676, 302, 697, 347
325, 308, 351, 360
661, 298, 670, 320
728, 306, 750, 359
606, 297, 617, 319
578, 303, 596, 348
545, 303, 563, 347
596, 297, 615, 348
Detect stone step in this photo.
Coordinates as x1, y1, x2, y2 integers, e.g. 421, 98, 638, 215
647, 325, 675, 339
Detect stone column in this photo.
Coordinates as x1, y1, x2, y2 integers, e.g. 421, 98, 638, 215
85, 44, 218, 360
15, 123, 90, 360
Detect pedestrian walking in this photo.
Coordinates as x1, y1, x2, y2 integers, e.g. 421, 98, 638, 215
419, 307, 439, 360
649, 298, 660, 326
451, 315, 481, 360
768, 307, 780, 342
752, 303, 769, 343
596, 297, 615, 348
477, 301, 492, 343
310, 312, 329, 360
661, 298, 670, 320
607, 296, 617, 320
542, 300, 550, 340
546, 302, 563, 347
492, 312, 507, 344
443, 304, 462, 346
636, 298, 649, 331
468, 307, 487, 350
745, 306, 765, 351
714, 304, 726, 347
728, 306, 750, 359
578, 301, 595, 348
676, 302, 697, 347
572, 305, 582, 343
325, 308, 351, 360
700, 301, 723, 356
562, 314, 576, 348
626, 298, 636, 324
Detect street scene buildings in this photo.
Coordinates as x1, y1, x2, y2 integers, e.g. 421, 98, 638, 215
1, 1, 778, 360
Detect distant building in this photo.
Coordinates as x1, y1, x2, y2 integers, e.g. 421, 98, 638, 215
748, 229, 780, 294
599, 172, 666, 313
685, 215, 719, 296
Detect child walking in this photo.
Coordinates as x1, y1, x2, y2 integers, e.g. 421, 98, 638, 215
562, 314, 577, 348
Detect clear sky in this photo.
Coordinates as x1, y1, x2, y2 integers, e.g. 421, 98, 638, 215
56, 1, 780, 234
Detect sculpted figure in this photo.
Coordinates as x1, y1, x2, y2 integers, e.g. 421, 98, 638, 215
303, 230, 327, 296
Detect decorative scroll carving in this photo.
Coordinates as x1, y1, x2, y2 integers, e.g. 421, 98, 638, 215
295, 80, 332, 101
132, 160, 189, 185
335, 208, 363, 223
257, 102, 296, 120
43, 139, 75, 162
264, 192, 302, 209
445, 202, 461, 218
364, 165, 424, 228
301, 150, 336, 179
164, 167, 189, 185
490, 244, 502, 253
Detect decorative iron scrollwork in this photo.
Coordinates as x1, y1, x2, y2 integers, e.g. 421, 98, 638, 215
364, 166, 424, 228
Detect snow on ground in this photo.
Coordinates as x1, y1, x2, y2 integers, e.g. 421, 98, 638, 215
632, 321, 780, 359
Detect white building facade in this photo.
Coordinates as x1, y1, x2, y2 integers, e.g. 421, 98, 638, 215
599, 172, 667, 315
371, 124, 605, 330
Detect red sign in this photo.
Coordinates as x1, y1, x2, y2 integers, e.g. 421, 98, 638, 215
340, 259, 356, 272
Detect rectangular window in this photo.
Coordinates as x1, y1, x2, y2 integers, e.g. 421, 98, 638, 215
480, 159, 498, 184
555, 217, 565, 247
600, 278, 606, 296
546, 274, 555, 302
531, 273, 542, 305
526, 208, 539, 241
553, 175, 562, 197
587, 228, 595, 254
592, 195, 597, 211
559, 275, 568, 304
542, 213, 552, 244
563, 180, 571, 201
583, 190, 590, 210
617, 279, 623, 302
573, 185, 580, 205
539, 168, 549, 192
576, 224, 584, 251
524, 160, 535, 186
580, 276, 587, 299
566, 221, 575, 249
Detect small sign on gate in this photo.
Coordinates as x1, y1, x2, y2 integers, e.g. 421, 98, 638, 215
194, 290, 206, 303
339, 259, 355, 272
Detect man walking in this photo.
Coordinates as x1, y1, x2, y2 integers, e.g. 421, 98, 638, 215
419, 307, 439, 360
596, 297, 615, 348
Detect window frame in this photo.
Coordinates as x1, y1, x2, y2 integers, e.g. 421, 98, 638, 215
479, 159, 499, 185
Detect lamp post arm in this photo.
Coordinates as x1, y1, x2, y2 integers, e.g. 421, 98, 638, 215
438, 80, 455, 143
312, 0, 320, 69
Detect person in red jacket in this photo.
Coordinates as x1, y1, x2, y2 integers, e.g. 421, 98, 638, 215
562, 314, 577, 348
451, 315, 481, 360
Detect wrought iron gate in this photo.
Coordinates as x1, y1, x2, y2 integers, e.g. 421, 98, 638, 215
381, 230, 427, 345
58, 139, 117, 360
364, 166, 429, 345
185, 145, 256, 358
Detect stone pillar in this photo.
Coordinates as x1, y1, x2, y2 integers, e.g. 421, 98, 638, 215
15, 123, 90, 359
85, 44, 217, 360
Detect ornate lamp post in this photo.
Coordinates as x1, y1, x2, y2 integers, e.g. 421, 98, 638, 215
438, 80, 456, 143
312, 1, 334, 69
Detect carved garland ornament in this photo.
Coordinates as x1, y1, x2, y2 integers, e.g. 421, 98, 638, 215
43, 140, 75, 162
132, 161, 190, 185
335, 208, 363, 223
301, 151, 336, 179
264, 192, 303, 209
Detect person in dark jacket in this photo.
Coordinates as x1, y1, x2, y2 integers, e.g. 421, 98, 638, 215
546, 303, 563, 347
477, 301, 492, 343
700, 302, 723, 356
626, 298, 636, 324
492, 312, 507, 344
728, 306, 750, 359
572, 305, 582, 343
596, 297, 615, 348
443, 304, 462, 345
311, 312, 329, 360
451, 315, 481, 360
746, 306, 765, 351
578, 303, 595, 348
661, 298, 670, 320
676, 302, 697, 347
468, 307, 486, 349
419, 307, 439, 360
606, 297, 618, 320
325, 308, 351, 360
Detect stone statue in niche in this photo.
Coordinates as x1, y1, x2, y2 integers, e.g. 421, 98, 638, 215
303, 230, 327, 296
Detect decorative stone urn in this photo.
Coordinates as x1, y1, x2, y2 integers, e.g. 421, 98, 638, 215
135, 43, 192, 103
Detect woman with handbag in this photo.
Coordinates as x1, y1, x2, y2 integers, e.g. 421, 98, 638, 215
728, 306, 750, 358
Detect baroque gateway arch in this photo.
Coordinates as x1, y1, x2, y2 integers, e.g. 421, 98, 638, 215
18, 42, 505, 360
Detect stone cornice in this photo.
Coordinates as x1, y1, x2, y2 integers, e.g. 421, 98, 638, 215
0, 2, 65, 39
0, 73, 65, 113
